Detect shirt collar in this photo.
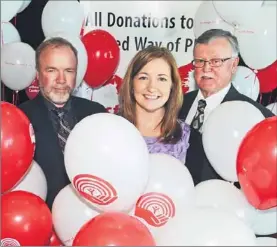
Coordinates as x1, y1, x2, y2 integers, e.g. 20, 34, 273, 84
197, 83, 231, 108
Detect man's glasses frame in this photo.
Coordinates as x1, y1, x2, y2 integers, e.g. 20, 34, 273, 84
192, 57, 233, 68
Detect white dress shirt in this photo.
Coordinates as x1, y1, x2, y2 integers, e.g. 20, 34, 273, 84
185, 83, 231, 132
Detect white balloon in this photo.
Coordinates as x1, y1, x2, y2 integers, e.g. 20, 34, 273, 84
1, 42, 36, 90
12, 160, 47, 201
52, 184, 99, 246
155, 208, 256, 246
202, 101, 265, 182
266, 102, 277, 116
17, 0, 31, 13
212, 0, 263, 27
232, 66, 260, 101
1, 1, 23, 22
256, 237, 277, 246
64, 113, 149, 212
41, 0, 85, 37
1, 22, 21, 46
195, 180, 255, 227
45, 32, 88, 88
130, 153, 195, 234
194, 1, 234, 38
236, 5, 277, 69
248, 207, 277, 235
263, 0, 277, 6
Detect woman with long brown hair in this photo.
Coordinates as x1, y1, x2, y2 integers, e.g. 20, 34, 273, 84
119, 46, 190, 162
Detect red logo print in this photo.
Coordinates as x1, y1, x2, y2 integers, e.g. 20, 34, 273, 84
1, 238, 21, 246
134, 192, 175, 227
73, 174, 118, 205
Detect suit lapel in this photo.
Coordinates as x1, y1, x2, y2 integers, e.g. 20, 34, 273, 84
33, 95, 63, 156
222, 84, 241, 103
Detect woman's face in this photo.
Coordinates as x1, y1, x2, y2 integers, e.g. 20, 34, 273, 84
133, 58, 172, 113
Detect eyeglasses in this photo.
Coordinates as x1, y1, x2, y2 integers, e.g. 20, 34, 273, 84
192, 57, 233, 68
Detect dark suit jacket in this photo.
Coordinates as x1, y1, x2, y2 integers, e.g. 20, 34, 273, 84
18, 94, 106, 209
179, 85, 274, 185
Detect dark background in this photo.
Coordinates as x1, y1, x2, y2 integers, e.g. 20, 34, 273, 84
1, 0, 277, 106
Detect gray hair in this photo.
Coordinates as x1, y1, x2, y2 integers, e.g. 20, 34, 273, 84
36, 37, 78, 70
194, 29, 239, 57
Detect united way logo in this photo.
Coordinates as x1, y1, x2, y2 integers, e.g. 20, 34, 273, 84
134, 192, 175, 227
1, 238, 21, 246
73, 174, 118, 205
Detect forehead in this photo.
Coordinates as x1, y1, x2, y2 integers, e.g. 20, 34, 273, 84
139, 58, 171, 74
194, 38, 233, 58
39, 46, 77, 67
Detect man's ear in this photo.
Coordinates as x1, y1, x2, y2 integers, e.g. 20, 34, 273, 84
231, 56, 239, 74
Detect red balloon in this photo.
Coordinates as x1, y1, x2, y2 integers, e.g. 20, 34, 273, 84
178, 63, 194, 94
237, 116, 277, 210
82, 29, 120, 88
1, 102, 36, 193
25, 78, 40, 100
73, 212, 156, 246
256, 60, 277, 93
1, 191, 53, 246
48, 230, 63, 246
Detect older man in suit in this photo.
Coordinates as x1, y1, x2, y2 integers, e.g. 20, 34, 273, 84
19, 37, 106, 209
179, 29, 274, 185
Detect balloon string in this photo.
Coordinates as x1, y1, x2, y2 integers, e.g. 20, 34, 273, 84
268, 91, 273, 105
259, 93, 263, 104
1, 82, 5, 101
80, 16, 86, 37
1, 25, 4, 46
12, 91, 19, 105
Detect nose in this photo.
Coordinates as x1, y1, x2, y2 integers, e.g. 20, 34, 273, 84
57, 71, 66, 84
146, 78, 157, 92
203, 61, 212, 72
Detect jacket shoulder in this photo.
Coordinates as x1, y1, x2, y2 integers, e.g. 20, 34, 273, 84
71, 96, 107, 113
226, 91, 274, 118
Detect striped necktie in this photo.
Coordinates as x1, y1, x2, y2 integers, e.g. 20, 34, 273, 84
191, 99, 207, 131
53, 109, 71, 152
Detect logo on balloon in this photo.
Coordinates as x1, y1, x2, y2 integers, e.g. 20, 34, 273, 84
1, 238, 21, 246
73, 174, 118, 205
134, 192, 175, 227
29, 123, 36, 144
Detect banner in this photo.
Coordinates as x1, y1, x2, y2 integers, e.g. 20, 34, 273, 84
76, 1, 201, 112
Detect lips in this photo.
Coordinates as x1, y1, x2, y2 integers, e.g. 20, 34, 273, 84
144, 94, 160, 100
201, 76, 213, 80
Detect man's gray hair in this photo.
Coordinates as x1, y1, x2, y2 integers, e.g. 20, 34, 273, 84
194, 29, 240, 57
36, 37, 78, 70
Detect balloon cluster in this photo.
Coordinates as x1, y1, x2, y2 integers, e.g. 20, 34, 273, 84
1, 103, 276, 246
1, 102, 52, 246
180, 1, 277, 98
1, 0, 120, 106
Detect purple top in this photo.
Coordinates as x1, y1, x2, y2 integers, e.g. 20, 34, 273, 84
143, 121, 190, 162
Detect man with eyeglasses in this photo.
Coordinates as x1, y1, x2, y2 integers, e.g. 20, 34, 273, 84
179, 29, 274, 185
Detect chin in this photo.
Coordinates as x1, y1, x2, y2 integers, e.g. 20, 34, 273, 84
143, 106, 164, 113
49, 93, 70, 105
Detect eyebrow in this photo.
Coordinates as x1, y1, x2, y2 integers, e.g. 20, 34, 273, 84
45, 66, 76, 70
137, 72, 169, 77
